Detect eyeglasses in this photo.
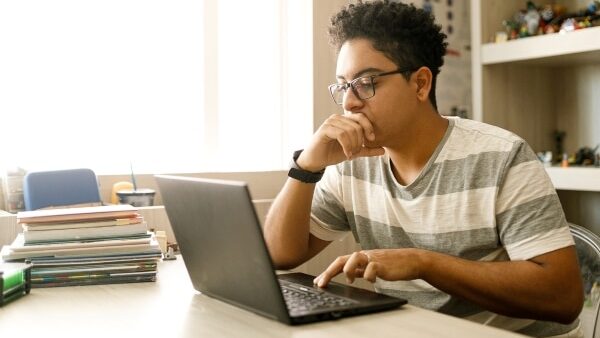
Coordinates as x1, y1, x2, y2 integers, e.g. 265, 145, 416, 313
328, 68, 417, 105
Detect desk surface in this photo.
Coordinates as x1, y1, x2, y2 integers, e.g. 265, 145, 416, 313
0, 257, 527, 338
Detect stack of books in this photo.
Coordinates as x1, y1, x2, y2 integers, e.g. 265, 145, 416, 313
0, 205, 162, 288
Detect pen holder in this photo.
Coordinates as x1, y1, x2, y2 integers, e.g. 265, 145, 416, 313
116, 189, 156, 207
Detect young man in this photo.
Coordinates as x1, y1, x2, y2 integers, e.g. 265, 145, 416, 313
264, 1, 583, 337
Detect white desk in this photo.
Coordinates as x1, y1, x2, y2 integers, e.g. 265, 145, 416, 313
0, 257, 527, 338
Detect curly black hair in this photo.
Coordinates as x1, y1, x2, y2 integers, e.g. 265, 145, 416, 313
328, 0, 447, 110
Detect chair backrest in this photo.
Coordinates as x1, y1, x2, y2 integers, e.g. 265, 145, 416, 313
23, 168, 102, 211
569, 223, 600, 338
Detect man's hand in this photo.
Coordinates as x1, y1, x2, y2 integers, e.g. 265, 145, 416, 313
313, 249, 422, 287
296, 113, 385, 172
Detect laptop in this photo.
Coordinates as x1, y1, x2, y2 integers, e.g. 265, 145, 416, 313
155, 175, 406, 325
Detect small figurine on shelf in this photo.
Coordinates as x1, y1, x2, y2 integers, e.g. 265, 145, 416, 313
561, 153, 570, 168
587, 1, 595, 14
575, 146, 597, 165
524, 1, 541, 36
495, 31, 508, 43
560, 18, 577, 33
540, 4, 554, 23
519, 23, 530, 37
537, 151, 553, 167
544, 22, 558, 34
554, 130, 566, 164
538, 4, 553, 34
545, 4, 567, 34
577, 17, 593, 29
588, 144, 599, 167
502, 19, 520, 40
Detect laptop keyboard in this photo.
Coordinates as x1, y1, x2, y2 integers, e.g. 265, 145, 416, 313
279, 280, 359, 314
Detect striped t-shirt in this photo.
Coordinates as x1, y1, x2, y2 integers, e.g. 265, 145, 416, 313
310, 117, 577, 337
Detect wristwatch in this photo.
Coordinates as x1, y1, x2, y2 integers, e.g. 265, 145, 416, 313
288, 149, 325, 183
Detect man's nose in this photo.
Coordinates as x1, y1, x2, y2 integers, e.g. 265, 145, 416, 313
342, 87, 363, 112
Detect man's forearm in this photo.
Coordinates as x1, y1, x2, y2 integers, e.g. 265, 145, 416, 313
264, 178, 317, 269
418, 247, 583, 323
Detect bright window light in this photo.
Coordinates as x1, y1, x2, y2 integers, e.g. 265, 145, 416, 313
0, 0, 312, 174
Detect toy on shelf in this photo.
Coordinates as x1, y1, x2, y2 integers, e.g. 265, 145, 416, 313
575, 145, 600, 166
561, 153, 570, 168
554, 130, 566, 164
524, 1, 541, 36
498, 1, 599, 42
537, 151, 553, 167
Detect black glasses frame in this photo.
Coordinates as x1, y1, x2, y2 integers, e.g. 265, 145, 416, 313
327, 68, 418, 105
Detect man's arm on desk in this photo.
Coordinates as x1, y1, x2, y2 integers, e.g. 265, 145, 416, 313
313, 246, 583, 324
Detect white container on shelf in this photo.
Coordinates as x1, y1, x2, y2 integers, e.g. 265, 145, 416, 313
2, 168, 27, 213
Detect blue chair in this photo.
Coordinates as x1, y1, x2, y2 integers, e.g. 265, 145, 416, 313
570, 223, 600, 338
23, 168, 102, 211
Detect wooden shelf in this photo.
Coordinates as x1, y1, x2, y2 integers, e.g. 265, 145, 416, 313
472, 0, 600, 238
481, 26, 600, 66
545, 166, 600, 192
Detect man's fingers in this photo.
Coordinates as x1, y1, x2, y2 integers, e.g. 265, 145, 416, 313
345, 113, 376, 141
322, 116, 366, 158
332, 130, 355, 159
312, 113, 379, 166
342, 252, 370, 284
363, 261, 379, 283
314, 255, 349, 288
334, 119, 365, 157
313, 252, 379, 287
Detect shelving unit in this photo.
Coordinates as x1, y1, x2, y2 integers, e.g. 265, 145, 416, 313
472, 5, 600, 334
471, 0, 600, 192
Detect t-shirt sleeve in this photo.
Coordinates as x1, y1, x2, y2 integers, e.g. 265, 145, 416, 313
309, 165, 351, 241
495, 141, 574, 261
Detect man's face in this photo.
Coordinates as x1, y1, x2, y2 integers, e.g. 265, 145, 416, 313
335, 38, 419, 148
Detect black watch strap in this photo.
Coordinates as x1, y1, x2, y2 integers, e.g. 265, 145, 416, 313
288, 149, 324, 183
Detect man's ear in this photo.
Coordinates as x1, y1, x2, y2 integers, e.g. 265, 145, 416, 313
414, 67, 433, 102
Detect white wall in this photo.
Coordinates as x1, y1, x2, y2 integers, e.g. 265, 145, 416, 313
312, 0, 348, 128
